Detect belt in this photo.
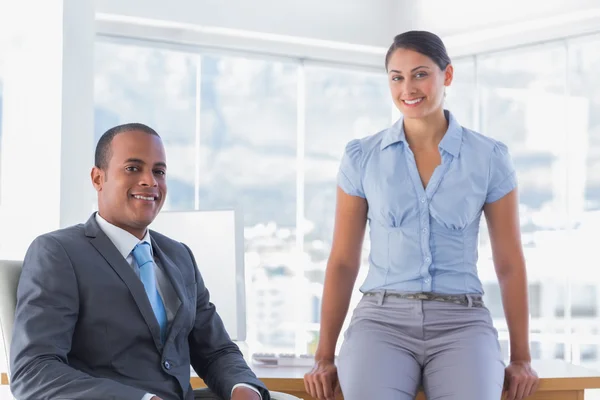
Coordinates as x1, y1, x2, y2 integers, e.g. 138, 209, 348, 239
364, 291, 485, 308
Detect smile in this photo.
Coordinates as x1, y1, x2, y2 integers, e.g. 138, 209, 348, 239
132, 194, 158, 201
403, 98, 424, 105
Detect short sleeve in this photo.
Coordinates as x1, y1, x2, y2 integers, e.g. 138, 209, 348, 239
486, 141, 518, 203
337, 139, 365, 198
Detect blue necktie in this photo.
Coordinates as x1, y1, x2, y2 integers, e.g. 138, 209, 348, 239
132, 242, 168, 343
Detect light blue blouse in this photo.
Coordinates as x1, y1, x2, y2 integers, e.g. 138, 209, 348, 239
338, 110, 517, 295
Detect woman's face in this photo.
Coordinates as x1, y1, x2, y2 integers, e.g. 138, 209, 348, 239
387, 48, 453, 120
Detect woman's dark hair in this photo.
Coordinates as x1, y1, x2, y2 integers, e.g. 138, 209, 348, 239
385, 31, 451, 71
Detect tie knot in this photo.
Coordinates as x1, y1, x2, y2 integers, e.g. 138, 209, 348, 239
132, 242, 153, 268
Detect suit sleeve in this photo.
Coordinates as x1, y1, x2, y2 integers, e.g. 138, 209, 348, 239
10, 235, 148, 400
183, 244, 270, 400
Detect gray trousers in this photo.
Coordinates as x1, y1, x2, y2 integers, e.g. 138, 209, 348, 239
337, 292, 506, 400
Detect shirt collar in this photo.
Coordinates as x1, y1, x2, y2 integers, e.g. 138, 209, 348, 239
380, 109, 463, 157
95, 213, 152, 259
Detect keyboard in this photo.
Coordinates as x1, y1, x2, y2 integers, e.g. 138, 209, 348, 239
251, 353, 335, 367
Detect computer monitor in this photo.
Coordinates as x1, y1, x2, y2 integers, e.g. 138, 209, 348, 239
149, 209, 246, 341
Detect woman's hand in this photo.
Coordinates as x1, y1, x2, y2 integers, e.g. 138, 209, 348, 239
304, 359, 340, 400
504, 360, 539, 400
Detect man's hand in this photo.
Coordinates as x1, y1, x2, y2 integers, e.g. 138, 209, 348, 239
231, 386, 260, 400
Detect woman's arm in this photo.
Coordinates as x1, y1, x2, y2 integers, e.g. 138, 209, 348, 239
484, 188, 539, 400
315, 187, 368, 361
484, 189, 530, 361
305, 187, 367, 400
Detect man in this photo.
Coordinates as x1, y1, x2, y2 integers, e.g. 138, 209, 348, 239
10, 123, 268, 400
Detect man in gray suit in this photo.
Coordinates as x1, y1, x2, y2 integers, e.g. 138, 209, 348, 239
10, 123, 268, 400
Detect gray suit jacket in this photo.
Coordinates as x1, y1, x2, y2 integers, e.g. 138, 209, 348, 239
10, 214, 268, 400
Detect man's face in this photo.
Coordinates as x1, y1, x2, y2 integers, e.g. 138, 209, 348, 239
92, 130, 167, 238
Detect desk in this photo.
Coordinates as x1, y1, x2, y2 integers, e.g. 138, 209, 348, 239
3, 359, 600, 399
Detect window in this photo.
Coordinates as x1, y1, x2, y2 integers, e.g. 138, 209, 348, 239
95, 33, 600, 371
197, 54, 298, 350
94, 39, 395, 353
303, 65, 391, 351
477, 43, 570, 353
469, 38, 600, 376
94, 41, 197, 211
567, 36, 600, 372
446, 57, 476, 129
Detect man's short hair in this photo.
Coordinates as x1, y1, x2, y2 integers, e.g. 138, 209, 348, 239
94, 123, 160, 170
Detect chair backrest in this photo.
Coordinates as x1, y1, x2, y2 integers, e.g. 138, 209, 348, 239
0, 260, 22, 381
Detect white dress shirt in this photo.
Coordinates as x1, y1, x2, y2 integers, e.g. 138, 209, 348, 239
95, 214, 261, 400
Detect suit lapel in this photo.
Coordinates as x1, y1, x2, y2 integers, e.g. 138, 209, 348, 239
151, 235, 187, 342
84, 214, 163, 351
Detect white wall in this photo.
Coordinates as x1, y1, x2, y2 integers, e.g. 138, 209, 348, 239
96, 0, 600, 47
95, 0, 396, 47
392, 0, 600, 57
398, 0, 600, 37
0, 0, 95, 259
95, 0, 600, 64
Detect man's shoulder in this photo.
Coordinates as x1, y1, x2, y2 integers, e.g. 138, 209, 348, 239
32, 223, 87, 248
24, 224, 88, 267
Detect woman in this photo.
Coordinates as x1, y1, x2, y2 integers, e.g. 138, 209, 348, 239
303, 31, 539, 400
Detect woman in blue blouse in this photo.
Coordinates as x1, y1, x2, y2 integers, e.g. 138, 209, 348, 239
304, 31, 539, 400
